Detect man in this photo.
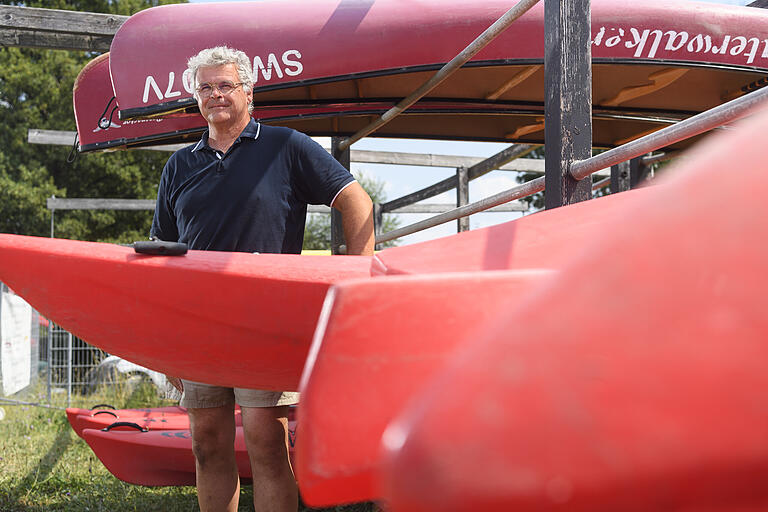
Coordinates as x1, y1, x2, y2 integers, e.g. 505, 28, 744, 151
150, 46, 374, 512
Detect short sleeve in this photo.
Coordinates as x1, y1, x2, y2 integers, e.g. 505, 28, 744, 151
290, 133, 355, 206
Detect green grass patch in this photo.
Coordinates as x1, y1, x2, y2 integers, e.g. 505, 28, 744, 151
0, 378, 377, 511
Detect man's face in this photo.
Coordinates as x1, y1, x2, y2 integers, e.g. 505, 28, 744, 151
195, 63, 253, 128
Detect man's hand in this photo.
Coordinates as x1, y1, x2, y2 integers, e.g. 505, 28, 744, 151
166, 375, 184, 393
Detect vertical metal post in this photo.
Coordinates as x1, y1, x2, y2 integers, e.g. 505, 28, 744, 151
46, 322, 52, 403
373, 203, 383, 251
456, 166, 470, 232
610, 160, 631, 193
66, 331, 72, 406
629, 156, 650, 189
330, 137, 350, 255
544, 0, 593, 209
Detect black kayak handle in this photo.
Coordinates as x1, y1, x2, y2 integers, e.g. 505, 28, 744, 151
93, 410, 118, 418
90, 403, 116, 410
133, 240, 188, 256
102, 422, 148, 432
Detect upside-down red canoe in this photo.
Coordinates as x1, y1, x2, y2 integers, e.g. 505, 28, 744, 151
81, 412, 296, 487
375, 106, 768, 511
107, 0, 768, 148
0, 240, 372, 391
73, 53, 207, 152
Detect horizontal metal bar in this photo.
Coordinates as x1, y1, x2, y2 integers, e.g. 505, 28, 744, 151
381, 144, 535, 212
376, 177, 544, 244
338, 0, 542, 151
47, 198, 527, 214
570, 86, 768, 181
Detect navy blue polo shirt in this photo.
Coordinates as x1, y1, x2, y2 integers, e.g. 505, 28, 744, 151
150, 120, 354, 254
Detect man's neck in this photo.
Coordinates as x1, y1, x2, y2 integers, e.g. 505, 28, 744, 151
207, 116, 251, 153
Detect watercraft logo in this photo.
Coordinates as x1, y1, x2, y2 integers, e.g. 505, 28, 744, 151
593, 26, 768, 66
141, 50, 304, 104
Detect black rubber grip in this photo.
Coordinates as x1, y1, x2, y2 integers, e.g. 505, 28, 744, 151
133, 240, 188, 256
102, 421, 148, 432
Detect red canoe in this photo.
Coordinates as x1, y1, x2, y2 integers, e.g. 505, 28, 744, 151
73, 53, 206, 152
65, 406, 244, 438
378, 106, 768, 511
73, 53, 533, 152
0, 239, 372, 391
81, 416, 297, 486
108, 0, 768, 147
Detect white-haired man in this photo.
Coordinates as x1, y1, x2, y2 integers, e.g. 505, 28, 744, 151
151, 46, 374, 512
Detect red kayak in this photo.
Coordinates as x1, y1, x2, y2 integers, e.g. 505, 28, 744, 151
0, 240, 372, 391
66, 406, 243, 438
378, 107, 768, 511
296, 183, 658, 505
107, 0, 768, 147
81, 414, 297, 486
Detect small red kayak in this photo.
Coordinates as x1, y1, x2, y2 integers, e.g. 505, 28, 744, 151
82, 415, 296, 487
65, 406, 243, 438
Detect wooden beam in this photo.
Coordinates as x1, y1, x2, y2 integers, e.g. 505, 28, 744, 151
544, 0, 593, 209
0, 6, 126, 51
29, 129, 613, 176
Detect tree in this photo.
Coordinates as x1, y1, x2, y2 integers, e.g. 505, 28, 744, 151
303, 171, 401, 250
0, 0, 183, 243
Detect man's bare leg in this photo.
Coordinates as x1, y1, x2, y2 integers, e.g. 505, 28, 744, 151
188, 405, 239, 512
241, 405, 298, 512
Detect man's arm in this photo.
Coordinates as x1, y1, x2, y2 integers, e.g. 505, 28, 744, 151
331, 182, 375, 256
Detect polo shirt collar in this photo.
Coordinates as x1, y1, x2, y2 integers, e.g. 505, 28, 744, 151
191, 118, 262, 153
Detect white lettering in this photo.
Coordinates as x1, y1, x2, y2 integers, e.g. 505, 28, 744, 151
164, 72, 182, 98
712, 35, 731, 55
664, 31, 688, 52
730, 36, 748, 56
592, 26, 605, 46
142, 75, 164, 103
686, 34, 712, 53
741, 37, 762, 64
182, 69, 195, 94
626, 28, 663, 59
282, 50, 303, 77
605, 28, 625, 48
253, 53, 284, 82
762, 39, 768, 59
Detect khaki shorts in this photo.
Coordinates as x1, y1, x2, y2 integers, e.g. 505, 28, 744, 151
180, 379, 300, 408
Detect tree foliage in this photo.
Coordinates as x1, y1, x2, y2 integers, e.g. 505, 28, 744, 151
0, 0, 183, 243
303, 171, 401, 250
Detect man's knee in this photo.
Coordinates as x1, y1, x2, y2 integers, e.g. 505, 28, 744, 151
189, 407, 236, 467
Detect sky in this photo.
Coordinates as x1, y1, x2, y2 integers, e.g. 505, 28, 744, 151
189, 0, 754, 245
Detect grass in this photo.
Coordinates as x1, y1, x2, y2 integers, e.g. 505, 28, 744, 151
0, 377, 377, 512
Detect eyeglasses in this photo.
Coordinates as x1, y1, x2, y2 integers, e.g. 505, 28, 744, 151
195, 81, 245, 98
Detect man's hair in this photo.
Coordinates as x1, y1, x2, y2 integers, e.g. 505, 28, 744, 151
187, 46, 254, 110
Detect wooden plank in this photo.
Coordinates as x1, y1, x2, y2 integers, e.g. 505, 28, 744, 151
544, 0, 593, 209
30, 129, 613, 176
457, 167, 469, 232
0, 6, 126, 51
